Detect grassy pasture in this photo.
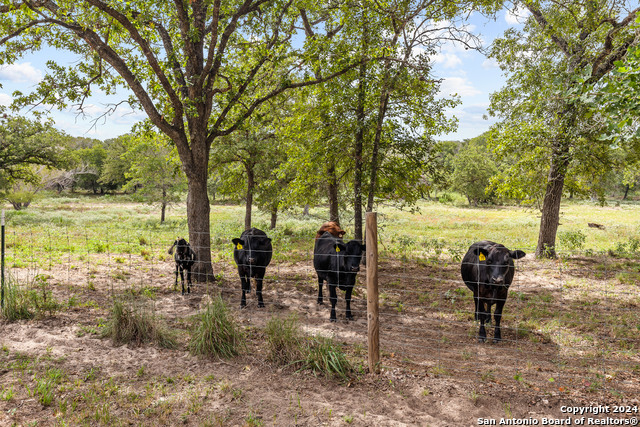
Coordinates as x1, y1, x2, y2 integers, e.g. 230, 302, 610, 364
1, 193, 639, 425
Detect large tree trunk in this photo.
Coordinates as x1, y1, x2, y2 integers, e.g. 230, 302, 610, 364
186, 175, 214, 282
623, 184, 630, 200
536, 140, 570, 258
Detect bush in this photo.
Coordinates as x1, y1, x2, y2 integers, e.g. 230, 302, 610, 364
189, 296, 245, 358
265, 315, 304, 367
102, 299, 177, 349
558, 230, 586, 252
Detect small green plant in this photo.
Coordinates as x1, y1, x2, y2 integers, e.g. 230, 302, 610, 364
102, 299, 177, 349
0, 386, 15, 401
469, 390, 480, 405
189, 296, 245, 358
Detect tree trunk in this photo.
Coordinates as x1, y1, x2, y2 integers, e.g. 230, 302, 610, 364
245, 165, 255, 230
186, 175, 214, 282
159, 187, 166, 223
270, 205, 278, 230
623, 184, 630, 200
303, 204, 309, 216
536, 140, 570, 258
353, 63, 366, 241
327, 163, 340, 225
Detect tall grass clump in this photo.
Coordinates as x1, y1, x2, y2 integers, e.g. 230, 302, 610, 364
265, 315, 304, 367
189, 296, 245, 358
300, 336, 354, 381
102, 299, 177, 349
1, 274, 61, 321
1, 275, 33, 321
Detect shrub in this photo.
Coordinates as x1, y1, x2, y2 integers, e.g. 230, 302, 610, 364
102, 299, 176, 349
265, 315, 303, 367
189, 296, 245, 358
558, 230, 586, 252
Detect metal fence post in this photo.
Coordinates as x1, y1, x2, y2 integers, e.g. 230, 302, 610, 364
366, 212, 380, 374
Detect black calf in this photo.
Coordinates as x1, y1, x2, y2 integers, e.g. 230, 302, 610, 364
168, 238, 196, 295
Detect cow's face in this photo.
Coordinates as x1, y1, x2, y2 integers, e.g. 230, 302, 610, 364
344, 241, 365, 273
475, 246, 525, 285
233, 236, 271, 265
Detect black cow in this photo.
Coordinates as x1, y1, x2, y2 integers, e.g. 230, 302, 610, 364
232, 228, 273, 308
313, 231, 365, 322
168, 238, 196, 295
461, 241, 526, 343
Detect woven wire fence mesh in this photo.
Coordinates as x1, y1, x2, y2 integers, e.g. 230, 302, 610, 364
3, 222, 639, 400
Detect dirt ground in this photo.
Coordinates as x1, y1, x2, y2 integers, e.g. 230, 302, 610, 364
1, 252, 639, 426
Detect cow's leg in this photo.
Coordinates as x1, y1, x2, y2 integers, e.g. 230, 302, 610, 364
329, 284, 338, 322
185, 266, 192, 294
478, 300, 488, 343
493, 300, 505, 343
344, 285, 354, 321
256, 276, 265, 308
317, 278, 324, 304
174, 264, 179, 292
473, 290, 480, 321
179, 266, 186, 295
240, 275, 249, 307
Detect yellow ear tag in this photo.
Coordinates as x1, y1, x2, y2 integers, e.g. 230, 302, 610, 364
336, 247, 341, 252
479, 253, 486, 261
237, 244, 243, 250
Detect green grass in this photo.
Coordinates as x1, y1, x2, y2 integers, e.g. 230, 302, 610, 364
264, 314, 304, 367
102, 299, 177, 349
189, 295, 245, 358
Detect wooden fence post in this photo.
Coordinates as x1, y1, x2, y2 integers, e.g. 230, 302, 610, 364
366, 212, 380, 374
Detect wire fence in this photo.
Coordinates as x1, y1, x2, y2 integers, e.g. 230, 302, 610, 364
2, 220, 639, 401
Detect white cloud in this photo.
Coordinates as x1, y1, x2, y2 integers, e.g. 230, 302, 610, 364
0, 93, 12, 106
505, 5, 530, 25
439, 77, 481, 97
482, 58, 499, 69
433, 52, 463, 69
0, 62, 43, 84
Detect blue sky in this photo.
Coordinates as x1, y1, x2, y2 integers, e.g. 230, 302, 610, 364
0, 7, 525, 142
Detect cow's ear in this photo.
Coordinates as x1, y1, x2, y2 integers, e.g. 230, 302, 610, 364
334, 243, 346, 252
232, 238, 243, 246
510, 250, 526, 259
473, 247, 489, 260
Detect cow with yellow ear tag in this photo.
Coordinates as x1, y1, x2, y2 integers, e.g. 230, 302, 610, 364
232, 228, 273, 308
461, 241, 526, 343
